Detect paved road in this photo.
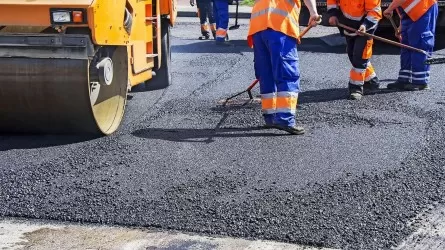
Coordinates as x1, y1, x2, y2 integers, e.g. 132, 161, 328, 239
1, 18, 445, 249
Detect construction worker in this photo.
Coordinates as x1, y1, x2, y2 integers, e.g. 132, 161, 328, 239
327, 0, 383, 100
384, 0, 438, 91
190, 0, 217, 39
247, 0, 320, 135
213, 0, 230, 44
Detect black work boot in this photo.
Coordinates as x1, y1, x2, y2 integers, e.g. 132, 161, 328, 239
212, 30, 216, 40
364, 76, 380, 94
387, 81, 430, 91
387, 80, 407, 90
349, 83, 364, 100
273, 125, 305, 135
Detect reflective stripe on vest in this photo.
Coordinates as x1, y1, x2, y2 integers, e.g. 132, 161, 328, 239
335, 0, 382, 23
401, 0, 436, 21
247, 0, 301, 48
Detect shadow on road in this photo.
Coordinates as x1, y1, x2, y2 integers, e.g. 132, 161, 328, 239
298, 82, 399, 104
0, 134, 97, 151
132, 126, 286, 143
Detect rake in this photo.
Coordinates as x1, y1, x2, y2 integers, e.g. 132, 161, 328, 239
337, 23, 445, 65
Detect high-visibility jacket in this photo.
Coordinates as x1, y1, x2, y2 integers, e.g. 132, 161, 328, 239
247, 0, 301, 48
327, 0, 382, 30
399, 0, 437, 21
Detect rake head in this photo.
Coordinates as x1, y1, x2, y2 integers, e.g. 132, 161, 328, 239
425, 57, 445, 65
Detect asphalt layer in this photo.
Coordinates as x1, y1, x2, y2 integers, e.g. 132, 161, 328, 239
1, 18, 445, 250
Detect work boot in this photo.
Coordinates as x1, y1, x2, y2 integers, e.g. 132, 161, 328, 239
273, 124, 305, 135
363, 76, 380, 94
348, 83, 363, 100
212, 30, 216, 40
387, 81, 430, 91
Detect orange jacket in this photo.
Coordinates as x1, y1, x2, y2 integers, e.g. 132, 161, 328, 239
247, 0, 301, 48
327, 0, 382, 30
399, 0, 437, 21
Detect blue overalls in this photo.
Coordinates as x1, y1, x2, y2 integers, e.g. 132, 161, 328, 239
252, 29, 300, 127
397, 3, 438, 86
213, 0, 229, 42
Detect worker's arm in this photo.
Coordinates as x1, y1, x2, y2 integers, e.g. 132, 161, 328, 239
363, 0, 382, 31
383, 0, 407, 18
302, 0, 320, 26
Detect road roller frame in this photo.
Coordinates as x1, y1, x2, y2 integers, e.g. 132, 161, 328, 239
0, 0, 177, 135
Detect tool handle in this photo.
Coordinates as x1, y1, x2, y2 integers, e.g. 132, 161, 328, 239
247, 79, 259, 91
337, 23, 428, 56
298, 15, 322, 44
389, 16, 398, 32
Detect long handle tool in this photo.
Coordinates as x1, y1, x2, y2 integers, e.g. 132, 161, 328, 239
388, 16, 401, 42
229, 0, 240, 30
224, 19, 321, 103
337, 23, 445, 65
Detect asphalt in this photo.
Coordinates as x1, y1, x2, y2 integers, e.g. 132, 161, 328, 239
1, 18, 445, 250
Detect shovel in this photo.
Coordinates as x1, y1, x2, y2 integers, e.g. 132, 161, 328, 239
229, 0, 240, 30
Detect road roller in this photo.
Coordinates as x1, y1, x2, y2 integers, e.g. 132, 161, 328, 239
0, 0, 177, 135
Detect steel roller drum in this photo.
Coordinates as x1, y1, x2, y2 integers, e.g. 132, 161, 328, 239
0, 45, 128, 135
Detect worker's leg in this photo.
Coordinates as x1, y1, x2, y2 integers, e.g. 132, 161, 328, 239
265, 29, 302, 132
347, 35, 367, 99
197, 3, 210, 38
388, 16, 413, 89
253, 30, 276, 126
408, 4, 437, 89
206, 1, 217, 39
214, 0, 229, 42
212, 0, 219, 30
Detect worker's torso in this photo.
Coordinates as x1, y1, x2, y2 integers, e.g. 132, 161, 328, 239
247, 0, 302, 46
397, 0, 437, 22
337, 0, 373, 21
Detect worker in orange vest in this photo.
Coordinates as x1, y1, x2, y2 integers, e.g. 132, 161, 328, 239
247, 0, 320, 135
384, 0, 438, 91
327, 0, 382, 100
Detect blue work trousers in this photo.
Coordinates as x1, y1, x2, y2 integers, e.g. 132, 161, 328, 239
253, 29, 300, 127
213, 0, 229, 41
398, 4, 438, 85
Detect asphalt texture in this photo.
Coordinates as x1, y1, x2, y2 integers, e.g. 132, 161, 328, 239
1, 18, 445, 250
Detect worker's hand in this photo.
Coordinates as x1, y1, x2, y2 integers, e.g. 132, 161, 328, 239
395, 28, 402, 40
329, 16, 338, 26
190, 0, 195, 6
383, 8, 393, 18
308, 14, 321, 27
356, 25, 366, 36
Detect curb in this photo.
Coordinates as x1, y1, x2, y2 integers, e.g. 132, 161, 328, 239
177, 6, 252, 19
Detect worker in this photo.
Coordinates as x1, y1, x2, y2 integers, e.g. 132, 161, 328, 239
384, 0, 438, 91
327, 0, 382, 100
213, 0, 230, 44
247, 0, 320, 135
190, 0, 217, 39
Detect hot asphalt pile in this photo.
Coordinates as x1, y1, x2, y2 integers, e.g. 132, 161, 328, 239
1, 19, 445, 249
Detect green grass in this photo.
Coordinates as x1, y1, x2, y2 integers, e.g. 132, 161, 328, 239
240, 0, 255, 7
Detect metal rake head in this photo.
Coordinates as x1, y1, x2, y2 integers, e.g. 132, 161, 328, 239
425, 57, 445, 65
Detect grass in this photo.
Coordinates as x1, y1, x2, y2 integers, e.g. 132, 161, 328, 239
239, 0, 255, 7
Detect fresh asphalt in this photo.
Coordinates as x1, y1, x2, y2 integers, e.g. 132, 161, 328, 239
1, 17, 445, 249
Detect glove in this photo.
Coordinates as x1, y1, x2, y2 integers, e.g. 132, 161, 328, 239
190, 0, 195, 6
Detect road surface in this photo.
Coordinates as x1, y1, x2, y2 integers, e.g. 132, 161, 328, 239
1, 17, 445, 249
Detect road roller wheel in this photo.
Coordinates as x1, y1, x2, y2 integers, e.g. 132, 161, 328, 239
145, 18, 172, 90
0, 45, 128, 135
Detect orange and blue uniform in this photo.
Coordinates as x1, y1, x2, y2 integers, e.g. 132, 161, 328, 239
327, 0, 382, 97
392, 0, 438, 87
213, 0, 229, 42
247, 0, 301, 127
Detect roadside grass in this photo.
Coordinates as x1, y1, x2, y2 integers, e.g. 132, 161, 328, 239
240, 0, 254, 6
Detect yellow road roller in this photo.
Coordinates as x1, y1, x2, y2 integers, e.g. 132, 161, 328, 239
0, 0, 177, 135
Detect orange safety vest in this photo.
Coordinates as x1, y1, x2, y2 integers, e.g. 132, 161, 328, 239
327, 0, 382, 23
247, 0, 301, 48
400, 0, 437, 21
